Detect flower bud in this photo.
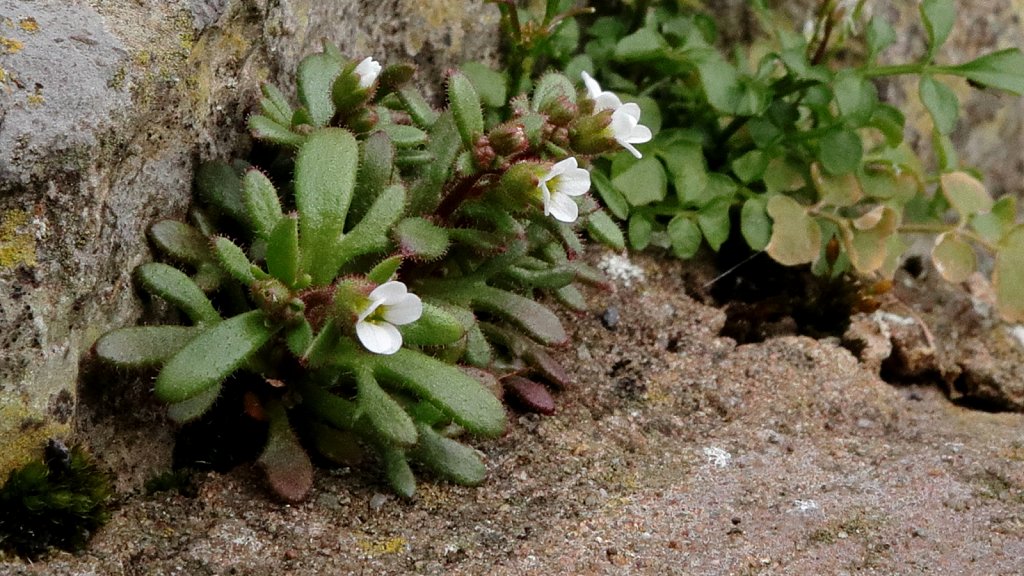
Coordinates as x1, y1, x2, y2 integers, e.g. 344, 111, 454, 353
251, 278, 304, 325
539, 94, 578, 126
490, 161, 545, 212
332, 57, 381, 114
345, 106, 379, 134
568, 109, 617, 155
472, 135, 496, 169
488, 122, 529, 156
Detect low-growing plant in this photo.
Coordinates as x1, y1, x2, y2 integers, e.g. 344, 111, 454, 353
94, 42, 637, 499
0, 441, 112, 559
512, 0, 1024, 320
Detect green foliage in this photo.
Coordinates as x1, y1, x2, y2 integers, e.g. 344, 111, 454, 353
0, 442, 112, 559
519, 0, 1024, 320
95, 42, 623, 500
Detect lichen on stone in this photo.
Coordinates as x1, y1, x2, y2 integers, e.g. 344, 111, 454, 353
0, 209, 36, 269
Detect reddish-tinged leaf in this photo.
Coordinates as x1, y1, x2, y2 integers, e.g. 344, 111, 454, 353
503, 376, 556, 415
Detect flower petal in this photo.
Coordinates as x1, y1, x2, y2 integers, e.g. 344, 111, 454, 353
355, 57, 382, 90
540, 182, 553, 216
619, 141, 643, 159
368, 280, 408, 304
383, 293, 423, 325
593, 92, 622, 112
627, 123, 653, 144
554, 166, 591, 197
357, 297, 385, 323
547, 191, 580, 223
356, 320, 403, 354
581, 71, 602, 99
618, 102, 643, 120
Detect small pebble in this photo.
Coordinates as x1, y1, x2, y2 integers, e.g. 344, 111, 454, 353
601, 306, 620, 330
369, 493, 389, 511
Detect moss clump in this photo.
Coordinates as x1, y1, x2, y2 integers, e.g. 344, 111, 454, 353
0, 441, 113, 559
0, 209, 37, 269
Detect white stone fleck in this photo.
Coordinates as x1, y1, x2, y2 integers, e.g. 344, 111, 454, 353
793, 499, 820, 513
597, 252, 646, 287
703, 446, 732, 468
1008, 325, 1024, 349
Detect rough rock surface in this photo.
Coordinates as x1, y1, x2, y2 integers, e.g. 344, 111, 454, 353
0, 0, 500, 478
3, 253, 1023, 574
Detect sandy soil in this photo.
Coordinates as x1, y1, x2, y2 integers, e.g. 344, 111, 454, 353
3, 252, 1023, 575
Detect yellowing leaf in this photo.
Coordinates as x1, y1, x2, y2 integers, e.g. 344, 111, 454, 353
765, 195, 822, 266
931, 232, 976, 283
811, 163, 862, 207
994, 226, 1024, 322
940, 171, 992, 220
847, 206, 900, 273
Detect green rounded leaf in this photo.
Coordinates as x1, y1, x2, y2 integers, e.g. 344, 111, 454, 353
460, 61, 507, 108
586, 210, 625, 250
740, 197, 771, 251
155, 311, 277, 403
628, 213, 653, 250
167, 383, 221, 424
697, 198, 731, 252
148, 220, 210, 265
395, 217, 450, 261
667, 215, 702, 259
469, 285, 567, 346
819, 128, 863, 175
212, 237, 257, 285
266, 215, 300, 287
249, 115, 305, 148
612, 156, 667, 206
242, 169, 283, 238
614, 28, 668, 62
381, 123, 428, 149
919, 75, 959, 135
399, 303, 465, 346
297, 51, 343, 127
357, 368, 418, 447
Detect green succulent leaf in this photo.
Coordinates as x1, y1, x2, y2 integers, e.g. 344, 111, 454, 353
285, 320, 314, 358
531, 72, 576, 113
469, 285, 568, 345
212, 236, 257, 285
943, 49, 1024, 95
409, 113, 461, 214
367, 255, 403, 284
94, 325, 199, 368
448, 71, 485, 149
667, 215, 702, 259
591, 169, 629, 219
940, 171, 992, 220
136, 263, 220, 325
765, 195, 822, 266
931, 232, 976, 283
294, 128, 358, 285
352, 131, 395, 222
166, 383, 221, 424
381, 123, 428, 149
628, 212, 653, 250
585, 210, 625, 250
195, 161, 247, 225
919, 75, 959, 135
337, 184, 406, 268
412, 423, 487, 486
369, 348, 506, 437
381, 445, 416, 498
266, 215, 301, 287
397, 86, 440, 129
259, 83, 293, 126
297, 51, 344, 127
258, 400, 315, 503
464, 322, 493, 367
399, 303, 465, 346
148, 220, 210, 266
357, 368, 418, 447
460, 61, 508, 108
395, 217, 450, 260
154, 310, 277, 404
249, 115, 305, 148
242, 169, 284, 239
994, 226, 1024, 322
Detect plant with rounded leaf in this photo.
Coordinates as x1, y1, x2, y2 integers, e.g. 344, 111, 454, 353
535, 0, 1024, 320
94, 41, 633, 500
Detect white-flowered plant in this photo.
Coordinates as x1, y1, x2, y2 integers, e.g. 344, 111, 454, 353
355, 281, 423, 355
582, 70, 623, 112
539, 157, 591, 223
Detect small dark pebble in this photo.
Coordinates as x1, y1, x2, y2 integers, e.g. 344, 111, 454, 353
601, 306, 620, 330
731, 517, 742, 525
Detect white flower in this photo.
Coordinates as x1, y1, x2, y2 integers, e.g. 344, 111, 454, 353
354, 57, 382, 90
580, 72, 652, 159
355, 281, 422, 355
609, 103, 652, 159
539, 157, 591, 223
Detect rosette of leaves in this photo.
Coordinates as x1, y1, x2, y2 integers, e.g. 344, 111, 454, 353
94, 44, 614, 499
547, 0, 1024, 319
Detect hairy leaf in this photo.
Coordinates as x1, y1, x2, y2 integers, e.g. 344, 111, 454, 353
259, 401, 314, 502
136, 263, 220, 325
94, 325, 199, 368
412, 423, 487, 486
266, 215, 300, 287
448, 71, 484, 149
357, 368, 418, 447
242, 169, 284, 238
469, 285, 568, 345
149, 221, 210, 265
297, 51, 343, 127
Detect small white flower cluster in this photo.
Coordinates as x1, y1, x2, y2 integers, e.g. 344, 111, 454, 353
582, 71, 653, 159
355, 281, 422, 355
354, 56, 382, 90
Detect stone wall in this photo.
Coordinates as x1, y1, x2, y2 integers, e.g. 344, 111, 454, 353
0, 0, 500, 482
